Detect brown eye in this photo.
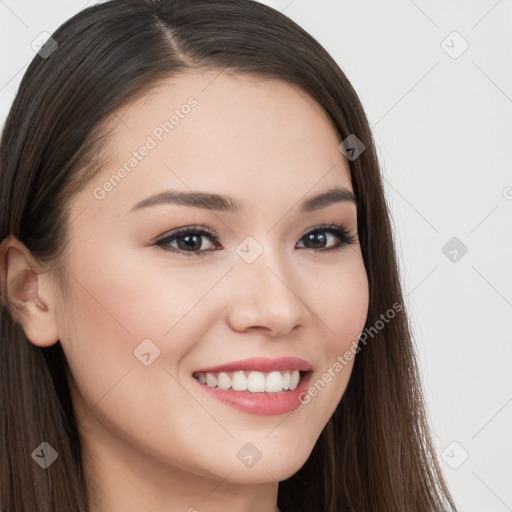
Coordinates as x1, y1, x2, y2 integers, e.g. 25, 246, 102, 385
155, 226, 219, 257
296, 224, 357, 253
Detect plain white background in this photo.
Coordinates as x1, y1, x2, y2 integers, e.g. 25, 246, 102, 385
1, 1, 511, 510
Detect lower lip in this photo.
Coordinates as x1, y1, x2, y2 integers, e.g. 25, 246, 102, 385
193, 371, 313, 416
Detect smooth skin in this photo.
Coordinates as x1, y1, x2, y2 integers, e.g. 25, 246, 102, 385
0, 70, 369, 512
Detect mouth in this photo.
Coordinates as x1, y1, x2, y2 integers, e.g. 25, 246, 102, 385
192, 369, 311, 394
191, 358, 314, 415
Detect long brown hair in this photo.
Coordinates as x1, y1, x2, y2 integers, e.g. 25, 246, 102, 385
0, 1, 457, 510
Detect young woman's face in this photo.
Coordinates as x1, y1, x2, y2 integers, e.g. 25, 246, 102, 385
56, 70, 369, 489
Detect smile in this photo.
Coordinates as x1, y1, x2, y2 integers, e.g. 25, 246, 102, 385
192, 369, 305, 393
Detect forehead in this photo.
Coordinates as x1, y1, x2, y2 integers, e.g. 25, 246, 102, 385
74, 70, 352, 219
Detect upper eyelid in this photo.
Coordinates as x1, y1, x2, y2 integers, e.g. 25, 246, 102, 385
158, 223, 350, 236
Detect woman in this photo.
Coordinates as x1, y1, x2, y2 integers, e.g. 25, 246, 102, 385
0, 0, 458, 510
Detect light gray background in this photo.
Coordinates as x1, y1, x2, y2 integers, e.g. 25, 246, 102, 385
1, 1, 511, 510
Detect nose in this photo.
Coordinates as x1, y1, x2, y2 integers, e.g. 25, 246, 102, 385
226, 246, 311, 337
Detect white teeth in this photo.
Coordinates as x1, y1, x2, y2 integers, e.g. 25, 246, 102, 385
205, 373, 217, 387
232, 371, 248, 391
265, 371, 283, 393
217, 372, 231, 390
289, 369, 300, 390
282, 371, 290, 390
247, 371, 266, 392
194, 369, 302, 393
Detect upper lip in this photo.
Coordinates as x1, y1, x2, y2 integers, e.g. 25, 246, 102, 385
193, 357, 313, 374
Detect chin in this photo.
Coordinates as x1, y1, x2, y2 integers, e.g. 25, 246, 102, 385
221, 450, 312, 485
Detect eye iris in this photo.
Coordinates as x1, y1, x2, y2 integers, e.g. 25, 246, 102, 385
305, 231, 327, 249
178, 234, 202, 251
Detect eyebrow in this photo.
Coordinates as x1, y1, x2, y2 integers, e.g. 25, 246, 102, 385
128, 186, 357, 214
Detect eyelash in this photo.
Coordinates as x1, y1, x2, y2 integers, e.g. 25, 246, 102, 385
154, 222, 357, 258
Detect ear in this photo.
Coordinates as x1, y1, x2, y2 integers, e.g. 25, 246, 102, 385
0, 235, 59, 347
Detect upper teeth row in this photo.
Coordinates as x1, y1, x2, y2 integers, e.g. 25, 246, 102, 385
193, 370, 301, 393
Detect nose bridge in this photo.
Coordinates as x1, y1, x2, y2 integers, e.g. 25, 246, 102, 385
227, 233, 308, 334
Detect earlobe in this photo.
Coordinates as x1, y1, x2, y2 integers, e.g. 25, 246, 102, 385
0, 236, 59, 347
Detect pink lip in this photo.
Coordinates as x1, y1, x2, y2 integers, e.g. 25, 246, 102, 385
193, 356, 313, 374
193, 370, 313, 416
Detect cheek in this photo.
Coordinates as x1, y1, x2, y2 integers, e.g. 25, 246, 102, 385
57, 238, 237, 427
56, 249, 213, 472
299, 254, 368, 420
309, 253, 369, 351
56, 244, 195, 409
62, 237, 211, 352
